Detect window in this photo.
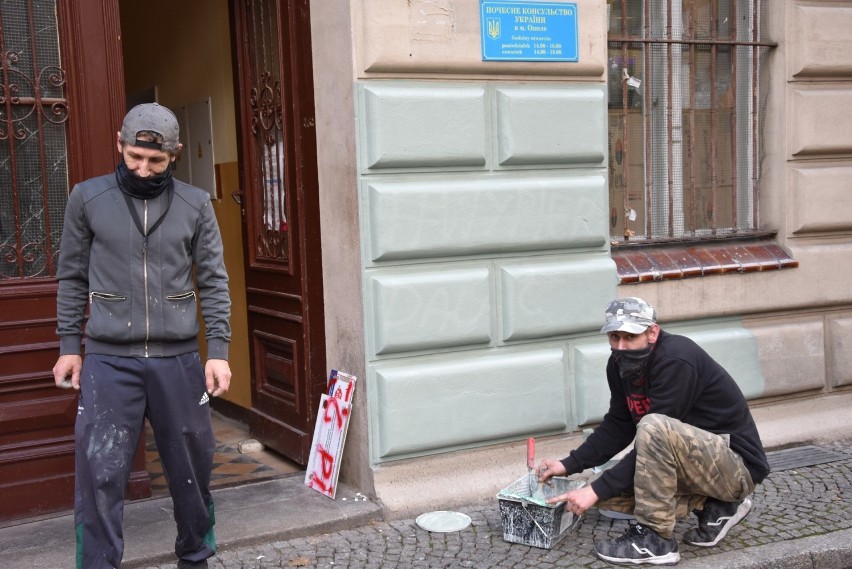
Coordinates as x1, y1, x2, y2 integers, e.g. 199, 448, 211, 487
607, 0, 773, 244
0, 0, 69, 279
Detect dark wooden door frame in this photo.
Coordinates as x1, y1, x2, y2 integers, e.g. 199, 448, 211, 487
229, 0, 327, 465
0, 0, 149, 525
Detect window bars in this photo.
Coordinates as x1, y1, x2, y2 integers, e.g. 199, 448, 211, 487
607, 0, 775, 244
0, 0, 69, 279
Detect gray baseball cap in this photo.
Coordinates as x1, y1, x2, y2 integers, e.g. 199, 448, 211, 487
600, 297, 657, 334
120, 103, 180, 151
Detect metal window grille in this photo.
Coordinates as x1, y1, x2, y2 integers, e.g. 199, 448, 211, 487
607, 0, 774, 244
0, 0, 68, 279
246, 0, 289, 262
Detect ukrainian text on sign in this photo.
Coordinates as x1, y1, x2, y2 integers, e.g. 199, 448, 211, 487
480, 1, 579, 62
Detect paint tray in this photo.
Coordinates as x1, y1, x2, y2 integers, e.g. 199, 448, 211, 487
496, 474, 586, 549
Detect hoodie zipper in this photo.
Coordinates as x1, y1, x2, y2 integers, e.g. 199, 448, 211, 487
143, 200, 149, 357
121, 188, 173, 358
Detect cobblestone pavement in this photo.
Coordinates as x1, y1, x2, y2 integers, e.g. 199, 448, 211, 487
142, 440, 852, 569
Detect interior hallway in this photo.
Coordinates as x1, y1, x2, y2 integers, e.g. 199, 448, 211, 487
145, 411, 302, 497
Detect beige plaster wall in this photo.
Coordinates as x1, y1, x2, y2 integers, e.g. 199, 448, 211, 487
310, 0, 373, 492
337, 0, 852, 516
354, 0, 606, 79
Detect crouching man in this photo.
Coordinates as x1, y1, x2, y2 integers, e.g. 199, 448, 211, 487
537, 298, 769, 565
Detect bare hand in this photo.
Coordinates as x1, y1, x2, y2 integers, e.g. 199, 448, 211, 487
548, 484, 599, 516
53, 354, 82, 390
536, 458, 567, 483
205, 359, 231, 397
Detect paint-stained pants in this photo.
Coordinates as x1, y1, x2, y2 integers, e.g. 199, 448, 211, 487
597, 413, 755, 539
74, 353, 216, 569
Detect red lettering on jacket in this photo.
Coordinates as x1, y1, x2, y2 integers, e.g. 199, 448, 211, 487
626, 393, 651, 421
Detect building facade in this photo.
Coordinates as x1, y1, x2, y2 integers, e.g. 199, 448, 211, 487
1, 0, 851, 523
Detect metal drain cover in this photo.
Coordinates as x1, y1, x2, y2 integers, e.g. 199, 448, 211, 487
766, 445, 847, 471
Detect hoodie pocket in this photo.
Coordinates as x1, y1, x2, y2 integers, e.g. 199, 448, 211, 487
87, 291, 132, 342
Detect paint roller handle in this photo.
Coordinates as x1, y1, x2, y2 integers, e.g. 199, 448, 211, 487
527, 437, 535, 470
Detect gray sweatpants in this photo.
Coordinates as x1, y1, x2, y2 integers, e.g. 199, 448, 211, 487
74, 353, 216, 568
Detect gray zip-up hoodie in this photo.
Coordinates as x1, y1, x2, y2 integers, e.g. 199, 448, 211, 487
56, 172, 231, 360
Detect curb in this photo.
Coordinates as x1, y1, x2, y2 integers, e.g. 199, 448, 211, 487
679, 528, 852, 569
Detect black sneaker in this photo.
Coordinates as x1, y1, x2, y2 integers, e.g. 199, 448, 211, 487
683, 497, 752, 547
594, 522, 680, 565
177, 559, 208, 569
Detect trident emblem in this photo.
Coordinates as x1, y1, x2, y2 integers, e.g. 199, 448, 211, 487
487, 18, 501, 39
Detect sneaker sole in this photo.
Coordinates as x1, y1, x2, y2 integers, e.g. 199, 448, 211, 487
595, 550, 681, 566
685, 497, 752, 547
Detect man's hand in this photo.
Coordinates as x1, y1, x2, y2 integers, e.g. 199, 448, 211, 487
53, 355, 82, 390
536, 458, 567, 483
548, 484, 599, 516
205, 359, 231, 397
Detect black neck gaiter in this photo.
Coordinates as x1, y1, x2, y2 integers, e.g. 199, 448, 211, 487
115, 160, 173, 200
612, 345, 654, 381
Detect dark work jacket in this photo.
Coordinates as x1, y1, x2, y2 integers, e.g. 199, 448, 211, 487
560, 330, 770, 501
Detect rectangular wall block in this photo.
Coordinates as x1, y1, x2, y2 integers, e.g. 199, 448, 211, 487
368, 266, 492, 356
790, 4, 852, 78
789, 86, 852, 157
495, 85, 607, 166
571, 341, 612, 426
365, 174, 609, 262
372, 348, 568, 460
500, 255, 617, 341
748, 320, 825, 398
360, 83, 488, 170
790, 165, 852, 235
828, 316, 852, 388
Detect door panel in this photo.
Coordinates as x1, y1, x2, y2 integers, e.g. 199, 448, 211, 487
230, 0, 326, 465
0, 0, 149, 524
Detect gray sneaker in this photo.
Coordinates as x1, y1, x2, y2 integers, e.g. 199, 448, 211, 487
683, 497, 752, 547
594, 522, 680, 565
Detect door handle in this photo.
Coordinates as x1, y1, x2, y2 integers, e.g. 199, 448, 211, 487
231, 191, 243, 205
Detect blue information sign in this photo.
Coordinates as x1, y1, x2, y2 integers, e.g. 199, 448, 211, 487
481, 1, 578, 62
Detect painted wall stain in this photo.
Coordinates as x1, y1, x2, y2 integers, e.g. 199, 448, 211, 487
409, 0, 455, 42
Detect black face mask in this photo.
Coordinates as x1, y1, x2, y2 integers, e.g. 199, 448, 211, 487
115, 160, 173, 200
612, 345, 654, 381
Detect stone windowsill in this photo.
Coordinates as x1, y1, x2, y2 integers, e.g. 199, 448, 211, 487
611, 238, 798, 284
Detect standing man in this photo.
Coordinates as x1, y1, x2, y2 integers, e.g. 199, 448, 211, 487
53, 103, 231, 569
537, 297, 769, 566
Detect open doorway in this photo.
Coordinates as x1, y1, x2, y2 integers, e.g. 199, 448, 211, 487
118, 0, 327, 480
144, 413, 299, 497
118, 0, 303, 489
118, 0, 253, 421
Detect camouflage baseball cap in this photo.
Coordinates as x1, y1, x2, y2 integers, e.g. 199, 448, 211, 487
120, 103, 180, 151
600, 297, 657, 334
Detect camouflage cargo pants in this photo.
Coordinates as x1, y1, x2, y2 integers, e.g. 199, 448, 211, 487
597, 413, 755, 539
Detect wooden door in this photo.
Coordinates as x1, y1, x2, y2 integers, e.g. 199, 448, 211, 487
230, 0, 327, 465
0, 0, 150, 524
